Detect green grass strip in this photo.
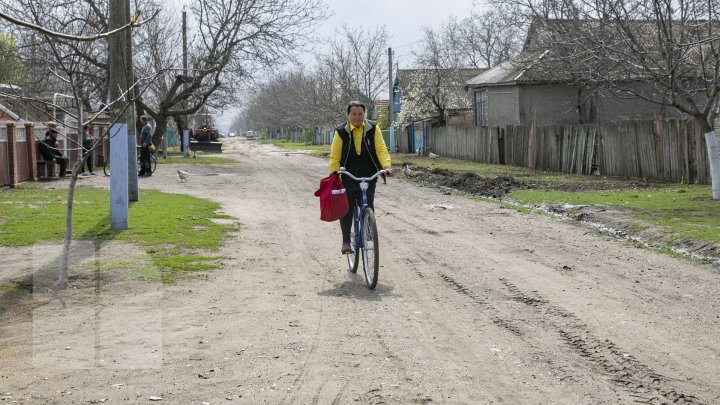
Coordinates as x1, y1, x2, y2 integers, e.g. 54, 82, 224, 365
0, 186, 238, 283
510, 186, 720, 244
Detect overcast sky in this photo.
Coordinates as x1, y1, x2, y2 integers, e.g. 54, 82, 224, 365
315, 0, 480, 67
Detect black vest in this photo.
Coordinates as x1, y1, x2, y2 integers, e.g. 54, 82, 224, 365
337, 122, 381, 179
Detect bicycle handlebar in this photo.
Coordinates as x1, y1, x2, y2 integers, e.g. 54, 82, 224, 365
338, 167, 386, 182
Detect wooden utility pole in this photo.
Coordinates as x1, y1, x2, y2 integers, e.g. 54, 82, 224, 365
388, 47, 393, 118
183, 8, 188, 77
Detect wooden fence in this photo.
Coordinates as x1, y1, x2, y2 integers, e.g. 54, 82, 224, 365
428, 120, 710, 184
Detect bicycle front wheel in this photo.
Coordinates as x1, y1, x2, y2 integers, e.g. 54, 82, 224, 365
136, 154, 157, 174
347, 207, 359, 273
103, 158, 110, 176
361, 208, 379, 289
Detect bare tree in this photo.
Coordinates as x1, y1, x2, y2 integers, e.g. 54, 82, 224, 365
243, 69, 331, 136
317, 25, 389, 117
240, 25, 390, 136
453, 8, 524, 69
0, 0, 158, 288
411, 8, 522, 71
405, 17, 500, 127
134, 0, 328, 145
394, 68, 479, 127
492, 0, 720, 133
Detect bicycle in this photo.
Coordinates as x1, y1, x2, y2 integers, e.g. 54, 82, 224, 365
103, 147, 157, 176
338, 167, 387, 289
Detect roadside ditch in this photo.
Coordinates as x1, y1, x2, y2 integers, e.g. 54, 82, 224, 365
398, 164, 720, 266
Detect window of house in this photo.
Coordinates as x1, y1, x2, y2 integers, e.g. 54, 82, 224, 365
475, 90, 488, 126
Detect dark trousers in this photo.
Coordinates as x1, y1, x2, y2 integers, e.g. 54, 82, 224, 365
139, 146, 151, 172
53, 154, 69, 176
81, 150, 93, 173
339, 181, 376, 243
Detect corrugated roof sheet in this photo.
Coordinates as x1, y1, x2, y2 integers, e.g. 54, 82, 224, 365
465, 51, 553, 87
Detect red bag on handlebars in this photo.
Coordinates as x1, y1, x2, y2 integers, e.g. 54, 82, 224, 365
314, 174, 349, 222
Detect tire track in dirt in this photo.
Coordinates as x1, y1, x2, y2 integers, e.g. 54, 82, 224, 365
497, 278, 707, 404
383, 208, 709, 402
384, 212, 527, 338
418, 250, 706, 403
329, 380, 349, 405
278, 249, 327, 405
437, 273, 524, 337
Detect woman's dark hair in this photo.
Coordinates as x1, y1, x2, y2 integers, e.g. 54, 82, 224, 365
346, 101, 366, 114
83, 125, 89, 131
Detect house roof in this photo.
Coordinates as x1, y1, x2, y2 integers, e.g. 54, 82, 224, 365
0, 102, 20, 121
395, 68, 486, 88
468, 18, 720, 89
465, 51, 559, 88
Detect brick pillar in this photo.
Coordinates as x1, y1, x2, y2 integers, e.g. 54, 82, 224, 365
6, 122, 17, 186
26, 123, 37, 180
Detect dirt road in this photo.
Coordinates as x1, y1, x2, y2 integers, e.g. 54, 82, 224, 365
1, 138, 719, 404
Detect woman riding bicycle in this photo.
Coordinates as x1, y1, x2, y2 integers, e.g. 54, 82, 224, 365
329, 101, 393, 254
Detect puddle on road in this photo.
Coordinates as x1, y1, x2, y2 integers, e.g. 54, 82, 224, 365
167, 173, 239, 178
425, 204, 455, 210
267, 151, 312, 156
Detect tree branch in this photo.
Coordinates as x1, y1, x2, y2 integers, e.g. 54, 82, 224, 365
0, 8, 160, 42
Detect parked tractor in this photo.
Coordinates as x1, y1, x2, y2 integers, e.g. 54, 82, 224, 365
190, 114, 222, 152
194, 125, 219, 142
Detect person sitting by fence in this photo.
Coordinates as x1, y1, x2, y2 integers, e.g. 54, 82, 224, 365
39, 122, 69, 178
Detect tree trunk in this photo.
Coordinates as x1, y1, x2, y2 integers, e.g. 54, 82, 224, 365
58, 159, 82, 288
173, 116, 188, 150
153, 114, 167, 148
695, 114, 712, 135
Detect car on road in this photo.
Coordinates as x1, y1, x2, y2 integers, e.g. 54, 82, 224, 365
229, 132, 236, 137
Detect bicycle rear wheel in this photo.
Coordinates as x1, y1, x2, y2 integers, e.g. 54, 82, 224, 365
103, 158, 110, 176
149, 154, 157, 174
347, 207, 359, 273
361, 208, 379, 289
136, 153, 156, 174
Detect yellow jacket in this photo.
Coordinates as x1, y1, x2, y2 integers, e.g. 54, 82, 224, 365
329, 121, 391, 174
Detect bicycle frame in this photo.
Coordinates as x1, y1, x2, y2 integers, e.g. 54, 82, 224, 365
338, 168, 386, 251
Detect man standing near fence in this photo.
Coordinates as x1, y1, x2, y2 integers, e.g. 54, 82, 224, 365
79, 125, 96, 176
138, 115, 153, 177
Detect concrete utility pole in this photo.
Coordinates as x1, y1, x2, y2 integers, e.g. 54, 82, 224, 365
708, 126, 720, 200
107, 0, 137, 229
181, 7, 188, 154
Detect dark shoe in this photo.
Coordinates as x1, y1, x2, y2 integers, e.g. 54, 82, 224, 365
138, 171, 145, 176
341, 242, 353, 254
